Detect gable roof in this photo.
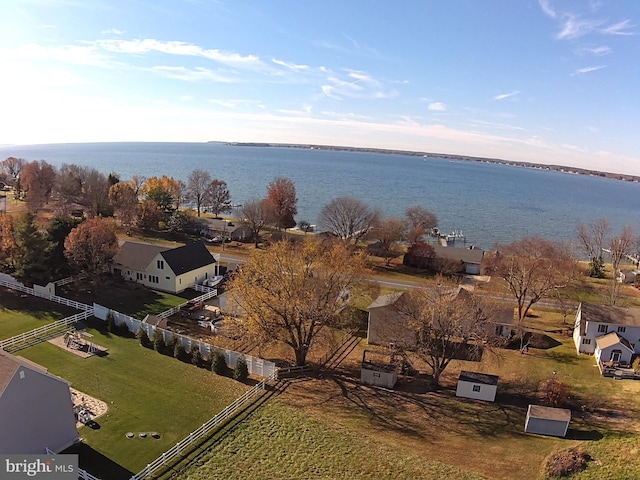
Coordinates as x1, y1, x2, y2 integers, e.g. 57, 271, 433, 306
113, 241, 169, 270
580, 302, 640, 327
160, 241, 216, 275
458, 371, 499, 385
432, 245, 484, 264
0, 350, 56, 396
367, 291, 408, 310
595, 332, 634, 352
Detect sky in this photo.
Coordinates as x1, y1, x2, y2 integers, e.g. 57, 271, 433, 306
1, 1, 639, 174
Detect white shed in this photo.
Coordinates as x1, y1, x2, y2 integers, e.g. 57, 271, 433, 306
361, 361, 398, 389
524, 405, 571, 437
456, 371, 499, 402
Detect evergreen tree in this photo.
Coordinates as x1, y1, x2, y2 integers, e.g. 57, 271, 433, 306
14, 212, 50, 285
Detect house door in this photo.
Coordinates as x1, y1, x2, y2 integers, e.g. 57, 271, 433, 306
611, 350, 622, 363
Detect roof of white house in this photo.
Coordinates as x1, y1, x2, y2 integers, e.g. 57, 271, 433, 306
580, 302, 640, 327
432, 245, 484, 264
160, 242, 216, 275
0, 351, 66, 397
458, 371, 499, 385
527, 405, 571, 422
367, 291, 407, 310
595, 332, 634, 352
113, 241, 169, 270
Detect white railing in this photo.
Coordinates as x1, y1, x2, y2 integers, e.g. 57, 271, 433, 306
0, 309, 94, 353
130, 370, 278, 480
53, 273, 90, 287
156, 288, 218, 319
0, 279, 92, 311
77, 469, 103, 480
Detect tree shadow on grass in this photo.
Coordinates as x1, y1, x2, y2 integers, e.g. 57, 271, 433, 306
62, 442, 133, 480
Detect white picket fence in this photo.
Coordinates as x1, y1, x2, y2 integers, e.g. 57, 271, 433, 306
155, 288, 218, 319
0, 309, 94, 353
130, 370, 278, 480
0, 278, 92, 311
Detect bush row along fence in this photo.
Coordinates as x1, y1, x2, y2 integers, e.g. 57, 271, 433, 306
130, 369, 278, 480
155, 287, 218, 319
0, 278, 92, 311
93, 304, 277, 378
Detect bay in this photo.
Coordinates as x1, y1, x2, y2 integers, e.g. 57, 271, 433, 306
1, 141, 638, 250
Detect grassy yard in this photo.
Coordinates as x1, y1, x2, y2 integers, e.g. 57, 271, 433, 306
0, 287, 77, 338
19, 318, 249, 477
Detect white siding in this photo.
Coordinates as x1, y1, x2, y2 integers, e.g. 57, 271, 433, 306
456, 381, 497, 402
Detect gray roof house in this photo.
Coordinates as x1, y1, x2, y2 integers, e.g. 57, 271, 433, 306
112, 241, 219, 293
432, 245, 485, 275
573, 302, 640, 355
0, 351, 78, 454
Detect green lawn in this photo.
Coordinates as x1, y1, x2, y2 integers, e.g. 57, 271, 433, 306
19, 319, 249, 477
0, 288, 77, 339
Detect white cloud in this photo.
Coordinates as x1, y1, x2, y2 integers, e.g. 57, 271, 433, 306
321, 70, 397, 100
538, 0, 557, 19
101, 28, 125, 35
557, 16, 602, 39
428, 102, 448, 111
600, 19, 635, 36
585, 45, 611, 55
493, 91, 520, 101
271, 58, 309, 71
151, 65, 238, 83
572, 65, 606, 75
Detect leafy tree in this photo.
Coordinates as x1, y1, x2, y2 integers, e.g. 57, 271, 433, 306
167, 210, 193, 234
0, 213, 18, 268
187, 169, 211, 217
205, 179, 231, 218
152, 328, 165, 353
319, 196, 380, 245
393, 283, 492, 387
142, 176, 183, 210
484, 237, 578, 350
46, 215, 82, 276
241, 198, 269, 247
266, 177, 297, 229
403, 241, 436, 269
191, 344, 203, 366
137, 327, 151, 348
137, 200, 163, 231
229, 237, 367, 366
210, 349, 227, 375
233, 357, 249, 382
372, 217, 406, 266
13, 212, 50, 284
21, 160, 56, 211
405, 205, 438, 243
64, 217, 118, 280
174, 340, 187, 361
146, 186, 175, 214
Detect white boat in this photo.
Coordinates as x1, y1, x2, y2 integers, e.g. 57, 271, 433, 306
202, 276, 224, 288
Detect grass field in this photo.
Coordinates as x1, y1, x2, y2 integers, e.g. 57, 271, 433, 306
18, 318, 249, 477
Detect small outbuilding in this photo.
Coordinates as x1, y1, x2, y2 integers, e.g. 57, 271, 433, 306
360, 350, 398, 389
524, 405, 571, 437
456, 371, 499, 402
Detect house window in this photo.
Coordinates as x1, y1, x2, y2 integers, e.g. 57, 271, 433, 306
618, 326, 626, 333
373, 372, 381, 378
598, 324, 608, 333
472, 385, 481, 392
166, 276, 170, 280
157, 260, 164, 270
582, 338, 592, 345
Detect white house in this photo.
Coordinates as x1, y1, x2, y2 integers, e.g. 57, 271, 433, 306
0, 351, 78, 454
432, 245, 485, 275
112, 241, 219, 294
594, 332, 634, 366
456, 371, 499, 402
524, 405, 571, 437
573, 302, 640, 358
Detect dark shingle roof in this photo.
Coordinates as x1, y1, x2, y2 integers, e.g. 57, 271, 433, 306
433, 245, 484, 264
458, 371, 499, 385
161, 242, 216, 275
113, 242, 169, 270
581, 302, 640, 327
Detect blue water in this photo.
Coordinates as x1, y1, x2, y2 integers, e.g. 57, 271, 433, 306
1, 142, 639, 250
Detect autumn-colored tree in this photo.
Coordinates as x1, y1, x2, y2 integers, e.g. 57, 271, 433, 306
142, 176, 183, 210
403, 241, 436, 269
137, 200, 163, 231
372, 217, 407, 266
405, 205, 438, 243
187, 169, 211, 217
109, 181, 139, 231
484, 237, 578, 350
20, 160, 56, 211
393, 283, 492, 387
538, 377, 570, 407
64, 217, 118, 279
205, 179, 231, 218
266, 177, 297, 229
146, 187, 174, 215
319, 196, 380, 245
0, 214, 18, 267
228, 237, 367, 366
241, 198, 269, 247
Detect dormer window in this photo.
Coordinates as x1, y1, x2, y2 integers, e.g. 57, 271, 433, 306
157, 260, 164, 269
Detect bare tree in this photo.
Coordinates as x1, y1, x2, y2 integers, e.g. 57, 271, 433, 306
405, 205, 438, 243
109, 181, 139, 232
484, 237, 578, 350
205, 179, 231, 218
577, 219, 610, 278
241, 198, 269, 248
266, 177, 298, 229
606, 225, 635, 305
187, 169, 211, 217
20, 160, 57, 211
319, 196, 380, 245
394, 283, 492, 387
1, 157, 26, 192
228, 237, 367, 366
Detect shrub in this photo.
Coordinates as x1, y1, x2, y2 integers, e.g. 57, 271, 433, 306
546, 446, 590, 477
174, 340, 187, 361
107, 313, 117, 334
538, 377, 570, 408
137, 327, 151, 348
191, 345, 203, 367
152, 328, 165, 353
210, 350, 227, 375
633, 356, 640, 372
233, 357, 249, 382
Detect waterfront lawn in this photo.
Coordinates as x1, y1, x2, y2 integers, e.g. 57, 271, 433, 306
0, 288, 77, 339
20, 320, 249, 476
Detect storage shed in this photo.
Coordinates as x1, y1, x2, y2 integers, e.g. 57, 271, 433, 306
360, 350, 398, 389
456, 371, 499, 402
524, 405, 571, 437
